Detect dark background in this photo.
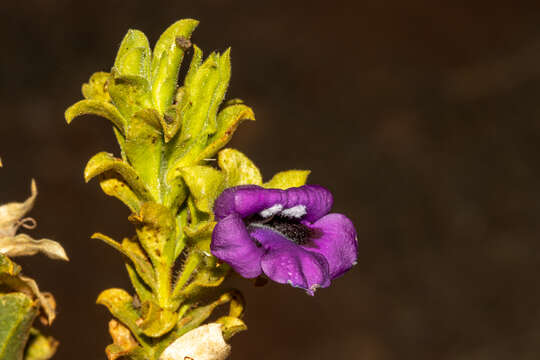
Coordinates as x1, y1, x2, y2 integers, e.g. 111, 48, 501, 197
1, 1, 539, 359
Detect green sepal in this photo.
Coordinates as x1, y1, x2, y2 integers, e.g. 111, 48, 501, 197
24, 328, 58, 360
84, 152, 152, 201
0, 293, 38, 360
139, 300, 178, 338
98, 174, 142, 213
216, 316, 247, 341
108, 74, 153, 120
113, 30, 151, 79
218, 148, 262, 187
151, 19, 199, 114
124, 109, 164, 199
65, 99, 126, 135
181, 166, 225, 213
92, 233, 156, 290
264, 170, 311, 189
196, 104, 255, 162
82, 72, 111, 101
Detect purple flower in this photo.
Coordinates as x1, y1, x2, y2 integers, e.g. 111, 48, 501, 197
210, 185, 358, 295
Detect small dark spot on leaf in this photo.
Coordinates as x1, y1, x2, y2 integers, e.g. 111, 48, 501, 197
164, 114, 174, 124
176, 36, 192, 50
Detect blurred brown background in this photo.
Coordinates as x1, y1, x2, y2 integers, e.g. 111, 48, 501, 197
1, 1, 540, 359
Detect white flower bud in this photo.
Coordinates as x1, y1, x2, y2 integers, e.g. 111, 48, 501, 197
160, 323, 231, 360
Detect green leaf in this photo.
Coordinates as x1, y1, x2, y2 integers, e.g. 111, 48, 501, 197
108, 75, 153, 120
113, 127, 127, 161
184, 220, 215, 240
96, 289, 143, 340
65, 99, 127, 135
0, 293, 38, 360
124, 109, 164, 199
181, 166, 225, 213
196, 104, 255, 162
171, 291, 240, 339
218, 148, 262, 187
139, 300, 178, 337
151, 19, 199, 114
179, 52, 220, 141
114, 30, 151, 79
82, 72, 111, 101
206, 48, 231, 135
92, 233, 156, 290
125, 263, 153, 304
129, 202, 176, 267
98, 174, 143, 212
182, 50, 231, 139
166, 49, 232, 171
84, 152, 153, 201
264, 170, 311, 189
162, 176, 188, 215
178, 256, 228, 301
184, 45, 203, 89
160, 87, 185, 142
184, 220, 215, 256
24, 328, 58, 360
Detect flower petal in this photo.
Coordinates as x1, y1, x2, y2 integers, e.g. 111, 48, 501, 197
210, 214, 264, 278
281, 185, 333, 222
250, 228, 331, 295
213, 185, 333, 222
304, 213, 358, 279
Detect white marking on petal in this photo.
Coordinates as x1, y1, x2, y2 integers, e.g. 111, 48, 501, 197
280, 205, 307, 218
259, 204, 283, 218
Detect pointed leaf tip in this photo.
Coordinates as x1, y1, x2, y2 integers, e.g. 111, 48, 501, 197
264, 170, 311, 189
114, 29, 151, 79
65, 99, 127, 135
0, 234, 68, 261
